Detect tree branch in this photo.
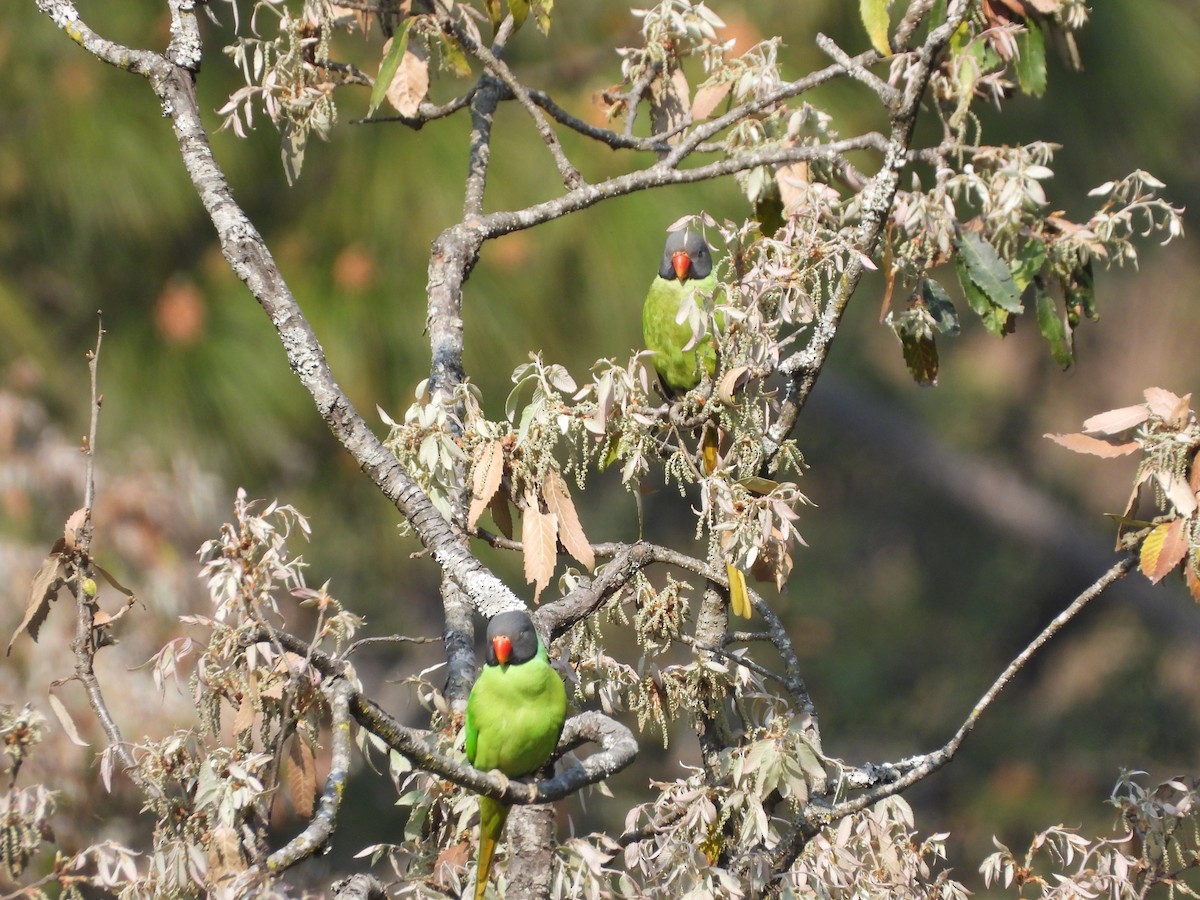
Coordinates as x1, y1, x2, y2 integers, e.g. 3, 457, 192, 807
772, 554, 1137, 869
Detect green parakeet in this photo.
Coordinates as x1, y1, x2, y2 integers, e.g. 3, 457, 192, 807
642, 230, 752, 617
642, 228, 720, 396
465, 610, 568, 900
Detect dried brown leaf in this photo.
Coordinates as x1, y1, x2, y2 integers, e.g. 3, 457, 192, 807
385, 40, 429, 117
1044, 432, 1140, 458
521, 497, 558, 604
64, 507, 88, 550
650, 67, 690, 145
287, 735, 317, 819
690, 80, 731, 121
468, 440, 505, 530
1144, 387, 1188, 423
48, 692, 89, 747
489, 488, 514, 539
716, 366, 750, 405
1081, 404, 1149, 435
543, 469, 594, 571
233, 696, 256, 736
8, 542, 68, 655
1140, 519, 1189, 584
433, 841, 471, 888
1156, 471, 1198, 518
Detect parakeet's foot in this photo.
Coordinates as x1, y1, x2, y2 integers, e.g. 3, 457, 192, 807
487, 769, 512, 795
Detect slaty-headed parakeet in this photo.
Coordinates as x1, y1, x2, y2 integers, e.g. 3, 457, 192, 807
465, 610, 567, 899
642, 229, 752, 616
642, 228, 719, 396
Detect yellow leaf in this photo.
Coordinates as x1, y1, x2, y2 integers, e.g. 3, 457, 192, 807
543, 469, 594, 571
859, 0, 892, 56
726, 562, 751, 618
1141, 519, 1189, 584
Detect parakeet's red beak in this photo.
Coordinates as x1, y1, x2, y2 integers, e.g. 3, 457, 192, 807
492, 634, 513, 665
671, 249, 692, 281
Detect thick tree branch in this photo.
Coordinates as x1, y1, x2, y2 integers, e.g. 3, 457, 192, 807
34, 0, 529, 622
765, 0, 971, 457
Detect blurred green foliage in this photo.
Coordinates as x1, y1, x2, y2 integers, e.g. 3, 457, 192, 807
4, 1, 1200, 891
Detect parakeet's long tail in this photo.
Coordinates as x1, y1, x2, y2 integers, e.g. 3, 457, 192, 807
475, 796, 511, 900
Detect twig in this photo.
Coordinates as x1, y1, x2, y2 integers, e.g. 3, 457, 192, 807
773, 554, 1137, 869
816, 33, 900, 109
264, 677, 355, 873
69, 315, 143, 785
354, 90, 475, 127
764, 0, 971, 460
435, 1, 584, 190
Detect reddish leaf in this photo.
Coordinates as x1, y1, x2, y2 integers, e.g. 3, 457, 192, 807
1081, 404, 1149, 435
521, 497, 557, 604
690, 80, 731, 121
1044, 432, 1140, 458
649, 67, 689, 145
287, 735, 317, 819
1187, 558, 1200, 604
433, 841, 471, 889
468, 440, 505, 530
543, 469, 594, 572
233, 696, 256, 736
1140, 519, 1189, 584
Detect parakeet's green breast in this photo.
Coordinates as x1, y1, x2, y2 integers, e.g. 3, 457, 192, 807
465, 641, 567, 776
465, 611, 567, 778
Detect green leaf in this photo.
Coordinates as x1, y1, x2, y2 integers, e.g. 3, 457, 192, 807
892, 308, 938, 385
1014, 21, 1047, 97
438, 33, 473, 78
1034, 281, 1073, 369
920, 278, 960, 336
1010, 237, 1046, 291
1066, 258, 1097, 321
483, 0, 502, 32
859, 0, 891, 56
509, 0, 530, 29
955, 231, 1023, 313
955, 252, 1008, 335
534, 0, 554, 34
900, 330, 938, 385
369, 23, 410, 117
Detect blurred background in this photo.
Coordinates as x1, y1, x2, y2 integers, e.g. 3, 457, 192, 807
2, 0, 1199, 892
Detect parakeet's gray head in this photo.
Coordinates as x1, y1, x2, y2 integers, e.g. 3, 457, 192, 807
485, 610, 541, 667
659, 229, 713, 282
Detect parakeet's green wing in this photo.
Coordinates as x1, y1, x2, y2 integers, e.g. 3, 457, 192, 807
642, 272, 719, 395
